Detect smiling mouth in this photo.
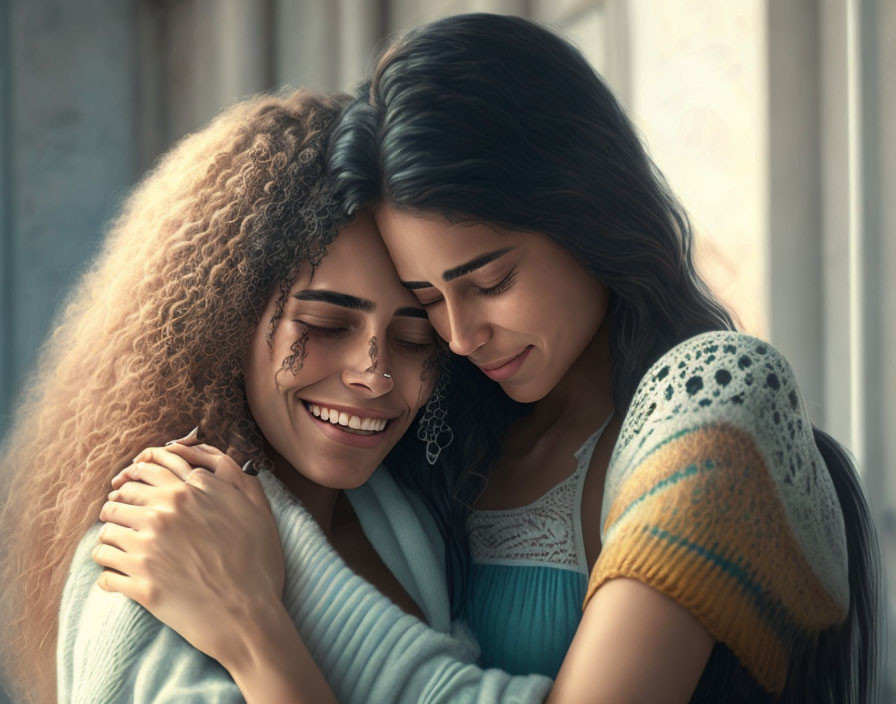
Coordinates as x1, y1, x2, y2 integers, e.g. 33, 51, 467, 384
302, 401, 391, 436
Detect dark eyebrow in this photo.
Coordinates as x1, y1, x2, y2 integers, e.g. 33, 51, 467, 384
443, 247, 516, 282
293, 290, 375, 312
393, 306, 428, 319
399, 246, 517, 289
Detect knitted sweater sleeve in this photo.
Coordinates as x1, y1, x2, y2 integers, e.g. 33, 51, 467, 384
584, 331, 849, 695
58, 488, 552, 703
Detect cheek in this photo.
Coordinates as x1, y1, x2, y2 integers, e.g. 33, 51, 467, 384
547, 281, 607, 348
518, 270, 606, 349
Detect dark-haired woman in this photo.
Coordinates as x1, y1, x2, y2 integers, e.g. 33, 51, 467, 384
102, 13, 881, 704
330, 13, 880, 702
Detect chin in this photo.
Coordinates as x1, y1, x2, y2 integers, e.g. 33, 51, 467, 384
325, 468, 379, 490
500, 380, 551, 404
298, 457, 382, 490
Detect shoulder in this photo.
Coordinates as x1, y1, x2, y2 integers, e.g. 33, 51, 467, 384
59, 524, 239, 703
590, 330, 849, 694
610, 330, 824, 498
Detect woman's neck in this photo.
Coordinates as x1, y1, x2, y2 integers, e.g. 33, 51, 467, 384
268, 451, 342, 539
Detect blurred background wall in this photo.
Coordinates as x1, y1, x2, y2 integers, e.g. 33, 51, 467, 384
1, 0, 893, 700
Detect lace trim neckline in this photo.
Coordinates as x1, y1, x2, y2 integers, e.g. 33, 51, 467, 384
472, 410, 614, 516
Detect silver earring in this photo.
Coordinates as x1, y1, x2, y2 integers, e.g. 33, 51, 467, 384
417, 366, 453, 465
382, 372, 392, 379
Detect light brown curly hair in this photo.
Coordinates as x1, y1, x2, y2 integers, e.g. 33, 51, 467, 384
0, 89, 350, 703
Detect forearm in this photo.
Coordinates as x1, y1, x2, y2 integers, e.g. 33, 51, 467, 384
223, 600, 336, 704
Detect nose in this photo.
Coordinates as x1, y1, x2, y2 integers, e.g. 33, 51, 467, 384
441, 298, 490, 357
341, 337, 394, 398
341, 366, 394, 397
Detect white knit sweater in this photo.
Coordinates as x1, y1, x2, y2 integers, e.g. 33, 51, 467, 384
57, 466, 552, 703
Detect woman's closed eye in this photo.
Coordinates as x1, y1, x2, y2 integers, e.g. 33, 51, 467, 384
296, 318, 433, 354
414, 268, 517, 306
472, 268, 517, 296
394, 338, 434, 354
294, 320, 350, 339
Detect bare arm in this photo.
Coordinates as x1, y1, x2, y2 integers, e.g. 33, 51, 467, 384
220, 599, 335, 704
550, 579, 714, 704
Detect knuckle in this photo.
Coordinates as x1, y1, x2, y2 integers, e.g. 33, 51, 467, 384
133, 551, 149, 571
140, 581, 159, 608
119, 480, 136, 496
144, 509, 165, 531
188, 468, 209, 488
170, 484, 193, 509
99, 501, 116, 521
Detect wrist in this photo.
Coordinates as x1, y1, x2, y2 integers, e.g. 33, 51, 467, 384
219, 596, 292, 673
222, 600, 335, 704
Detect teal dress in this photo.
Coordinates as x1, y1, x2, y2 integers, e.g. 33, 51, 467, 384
464, 416, 612, 677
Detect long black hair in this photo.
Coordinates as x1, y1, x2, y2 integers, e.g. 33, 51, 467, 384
335, 13, 881, 702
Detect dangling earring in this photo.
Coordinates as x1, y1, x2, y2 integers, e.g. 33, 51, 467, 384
417, 363, 454, 465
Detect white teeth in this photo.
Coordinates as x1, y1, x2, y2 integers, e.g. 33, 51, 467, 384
306, 403, 389, 432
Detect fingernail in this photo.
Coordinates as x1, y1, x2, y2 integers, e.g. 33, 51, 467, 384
241, 459, 258, 476
165, 426, 199, 446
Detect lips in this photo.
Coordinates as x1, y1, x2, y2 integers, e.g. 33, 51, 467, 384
476, 345, 534, 382
301, 400, 395, 434
305, 403, 388, 433
300, 399, 398, 449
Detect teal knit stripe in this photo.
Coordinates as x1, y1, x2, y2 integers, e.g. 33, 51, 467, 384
645, 525, 797, 643
607, 462, 701, 532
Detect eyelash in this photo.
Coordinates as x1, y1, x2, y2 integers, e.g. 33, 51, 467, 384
296, 321, 349, 339
397, 340, 434, 354
473, 268, 517, 296
297, 321, 433, 354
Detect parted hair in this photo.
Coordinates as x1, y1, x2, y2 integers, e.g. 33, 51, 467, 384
0, 90, 349, 703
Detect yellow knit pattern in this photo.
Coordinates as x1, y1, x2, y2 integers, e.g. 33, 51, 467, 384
585, 424, 847, 694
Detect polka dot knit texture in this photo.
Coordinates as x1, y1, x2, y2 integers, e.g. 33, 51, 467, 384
586, 331, 848, 695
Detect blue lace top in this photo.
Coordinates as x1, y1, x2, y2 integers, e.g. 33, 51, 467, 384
464, 414, 613, 677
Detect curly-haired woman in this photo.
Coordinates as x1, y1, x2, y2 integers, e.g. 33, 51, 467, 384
0, 90, 561, 704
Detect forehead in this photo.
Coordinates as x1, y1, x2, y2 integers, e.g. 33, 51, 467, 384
374, 206, 512, 273
293, 212, 414, 304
